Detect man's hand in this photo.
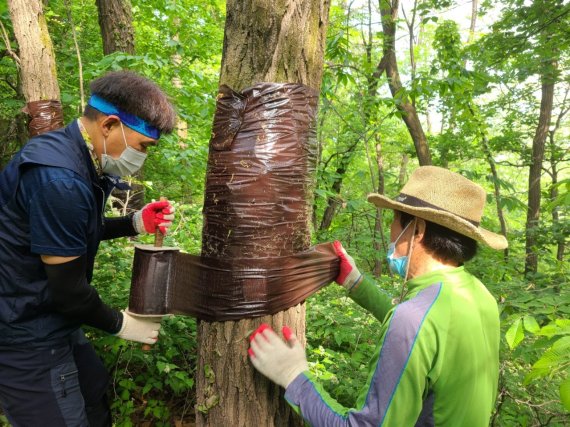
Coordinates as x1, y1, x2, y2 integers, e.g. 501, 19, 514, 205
333, 240, 363, 291
248, 324, 308, 389
133, 199, 175, 235
115, 309, 162, 344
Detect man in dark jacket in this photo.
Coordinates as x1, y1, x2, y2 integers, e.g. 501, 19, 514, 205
0, 70, 177, 426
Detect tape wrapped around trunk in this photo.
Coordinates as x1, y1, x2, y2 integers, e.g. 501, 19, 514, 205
130, 83, 339, 321
129, 243, 339, 321
22, 100, 64, 137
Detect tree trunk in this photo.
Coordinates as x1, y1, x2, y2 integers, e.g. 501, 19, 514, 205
196, 1, 331, 426
467, 104, 509, 259
486, 151, 509, 259
96, 0, 144, 212
8, 0, 63, 136
379, 0, 431, 166
524, 65, 556, 276
398, 153, 409, 187
548, 89, 569, 263
468, 0, 478, 43
319, 165, 345, 231
373, 136, 387, 277
95, 0, 135, 55
319, 2, 386, 231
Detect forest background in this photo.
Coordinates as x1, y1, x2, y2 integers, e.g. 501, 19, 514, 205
0, 0, 568, 425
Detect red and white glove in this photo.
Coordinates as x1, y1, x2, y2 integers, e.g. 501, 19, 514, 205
133, 200, 175, 235
248, 324, 308, 389
333, 240, 363, 291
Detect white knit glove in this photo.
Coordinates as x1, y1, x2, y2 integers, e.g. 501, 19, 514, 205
115, 309, 162, 345
248, 324, 308, 389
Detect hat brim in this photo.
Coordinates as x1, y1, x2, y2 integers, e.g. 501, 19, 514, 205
367, 193, 508, 250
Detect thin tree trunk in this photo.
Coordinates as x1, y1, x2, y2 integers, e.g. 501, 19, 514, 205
196, 1, 331, 426
525, 64, 556, 276
373, 136, 387, 277
95, 0, 135, 55
96, 0, 144, 211
467, 104, 509, 259
548, 88, 569, 263
379, 0, 431, 166
319, 165, 345, 230
8, 0, 63, 136
550, 160, 564, 262
486, 148, 509, 259
398, 153, 409, 187
468, 0, 478, 43
319, 1, 387, 231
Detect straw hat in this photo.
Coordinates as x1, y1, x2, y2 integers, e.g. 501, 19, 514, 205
367, 166, 508, 250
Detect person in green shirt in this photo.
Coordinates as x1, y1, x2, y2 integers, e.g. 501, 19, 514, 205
248, 166, 508, 426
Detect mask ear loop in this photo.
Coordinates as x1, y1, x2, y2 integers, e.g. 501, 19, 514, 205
398, 217, 417, 302
119, 121, 128, 149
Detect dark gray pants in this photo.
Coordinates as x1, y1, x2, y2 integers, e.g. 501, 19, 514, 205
0, 330, 111, 427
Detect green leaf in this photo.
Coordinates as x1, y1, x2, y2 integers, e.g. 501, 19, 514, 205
531, 337, 570, 370
560, 378, 570, 412
523, 315, 540, 334
506, 317, 525, 349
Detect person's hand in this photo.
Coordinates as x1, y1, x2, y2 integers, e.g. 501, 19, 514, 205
115, 309, 162, 344
133, 199, 175, 235
248, 324, 308, 389
333, 240, 363, 291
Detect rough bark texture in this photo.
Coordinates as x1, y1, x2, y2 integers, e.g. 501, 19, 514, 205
95, 0, 143, 211
219, 0, 329, 92
96, 0, 135, 55
8, 0, 60, 102
525, 70, 555, 276
379, 0, 432, 166
8, 0, 62, 136
196, 1, 330, 426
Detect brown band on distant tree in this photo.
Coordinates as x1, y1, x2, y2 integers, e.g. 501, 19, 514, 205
23, 100, 65, 137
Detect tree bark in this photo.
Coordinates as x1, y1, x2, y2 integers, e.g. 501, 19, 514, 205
8, 0, 63, 136
95, 0, 144, 211
379, 0, 432, 165
96, 0, 135, 55
524, 64, 556, 276
196, 1, 330, 426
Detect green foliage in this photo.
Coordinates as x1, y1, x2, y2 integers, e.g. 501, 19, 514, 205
0, 0, 568, 424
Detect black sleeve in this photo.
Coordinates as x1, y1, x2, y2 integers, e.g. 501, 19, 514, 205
102, 213, 138, 240
44, 255, 124, 334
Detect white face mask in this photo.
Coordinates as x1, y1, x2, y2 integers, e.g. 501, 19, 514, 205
101, 122, 147, 176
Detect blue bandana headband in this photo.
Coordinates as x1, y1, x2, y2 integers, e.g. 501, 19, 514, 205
87, 94, 161, 140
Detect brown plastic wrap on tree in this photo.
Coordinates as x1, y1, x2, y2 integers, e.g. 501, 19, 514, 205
129, 83, 333, 321
23, 100, 64, 137
128, 243, 339, 321
202, 83, 319, 258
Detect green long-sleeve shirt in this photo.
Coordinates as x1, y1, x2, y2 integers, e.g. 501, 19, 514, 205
285, 266, 500, 426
